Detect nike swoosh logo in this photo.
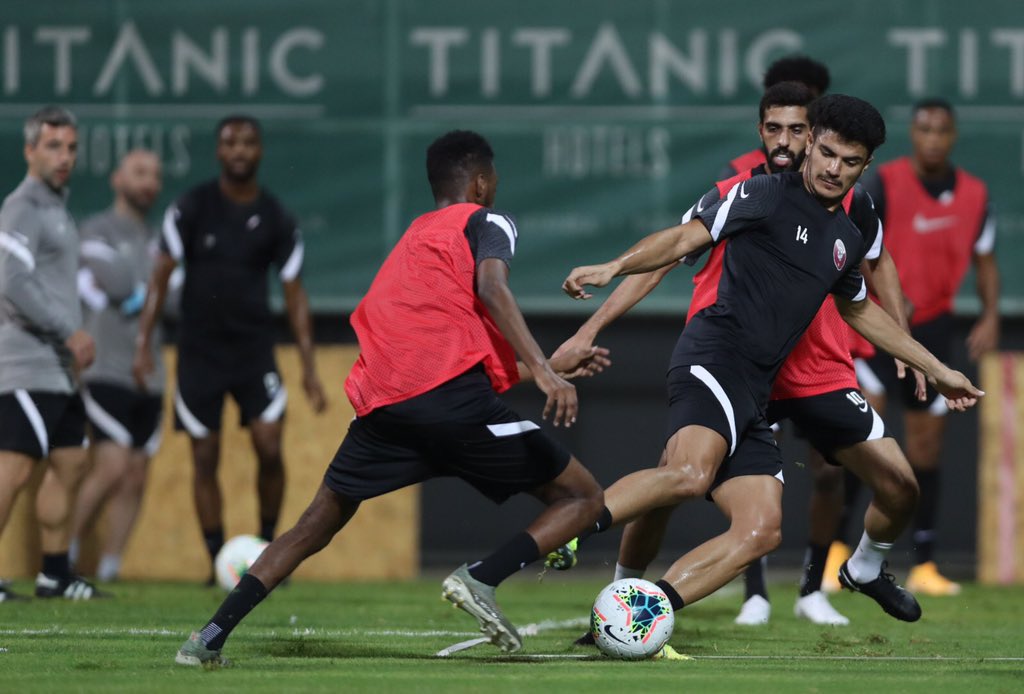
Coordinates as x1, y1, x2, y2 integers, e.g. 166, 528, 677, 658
739, 182, 750, 199
858, 402, 868, 413
912, 214, 956, 233
696, 195, 706, 212
602, 624, 629, 644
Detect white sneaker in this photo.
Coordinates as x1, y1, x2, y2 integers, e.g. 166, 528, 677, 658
794, 591, 850, 626
734, 595, 771, 625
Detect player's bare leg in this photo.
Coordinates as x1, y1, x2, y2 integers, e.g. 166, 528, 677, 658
832, 437, 922, 621
190, 432, 224, 577
601, 426, 727, 527
0, 451, 34, 531
903, 410, 958, 594
95, 450, 149, 580
659, 475, 783, 605
69, 441, 130, 566
249, 418, 285, 542
793, 450, 849, 625
35, 448, 104, 599
178, 483, 360, 666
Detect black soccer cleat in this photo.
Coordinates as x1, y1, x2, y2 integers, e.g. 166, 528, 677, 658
35, 573, 111, 601
838, 560, 921, 622
574, 630, 596, 646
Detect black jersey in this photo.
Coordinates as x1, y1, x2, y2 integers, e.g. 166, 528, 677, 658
160, 180, 301, 345
465, 208, 517, 267
673, 172, 871, 402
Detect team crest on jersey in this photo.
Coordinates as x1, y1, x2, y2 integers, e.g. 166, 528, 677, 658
833, 239, 847, 271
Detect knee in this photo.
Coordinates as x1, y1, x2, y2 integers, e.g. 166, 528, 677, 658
811, 464, 843, 495
874, 465, 919, 514
735, 515, 783, 560
660, 466, 716, 503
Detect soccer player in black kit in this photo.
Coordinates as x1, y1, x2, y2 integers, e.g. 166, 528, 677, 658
134, 115, 327, 580
561, 95, 983, 622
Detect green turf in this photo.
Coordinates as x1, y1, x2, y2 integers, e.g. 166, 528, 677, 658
1, 573, 1021, 693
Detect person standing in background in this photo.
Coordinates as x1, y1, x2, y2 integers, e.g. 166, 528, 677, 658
69, 149, 180, 582
0, 106, 101, 601
133, 115, 327, 583
837, 98, 1000, 596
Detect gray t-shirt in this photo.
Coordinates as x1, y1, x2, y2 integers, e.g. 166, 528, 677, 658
78, 208, 168, 392
0, 176, 81, 393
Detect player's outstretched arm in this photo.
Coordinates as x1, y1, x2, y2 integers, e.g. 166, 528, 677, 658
562, 220, 711, 300
477, 258, 578, 427
836, 296, 984, 411
283, 278, 327, 413
133, 251, 176, 389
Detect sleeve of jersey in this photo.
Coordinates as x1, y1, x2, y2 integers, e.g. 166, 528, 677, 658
468, 209, 517, 267
832, 263, 868, 302
0, 199, 77, 340
275, 215, 304, 282
974, 202, 996, 255
694, 174, 778, 243
159, 196, 192, 262
859, 170, 886, 224
851, 187, 884, 261
679, 186, 724, 266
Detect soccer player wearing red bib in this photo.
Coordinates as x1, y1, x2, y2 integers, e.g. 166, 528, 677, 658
717, 55, 830, 181
175, 131, 610, 666
847, 99, 1000, 596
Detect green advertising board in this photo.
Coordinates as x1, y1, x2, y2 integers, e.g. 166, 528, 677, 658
1, 0, 1021, 313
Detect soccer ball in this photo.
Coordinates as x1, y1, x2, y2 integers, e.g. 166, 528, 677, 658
590, 578, 675, 659
214, 534, 268, 591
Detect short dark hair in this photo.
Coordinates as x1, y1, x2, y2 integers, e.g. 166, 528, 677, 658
912, 97, 955, 119
808, 94, 887, 156
759, 81, 816, 122
425, 130, 494, 200
763, 55, 831, 96
215, 114, 262, 138
24, 105, 77, 146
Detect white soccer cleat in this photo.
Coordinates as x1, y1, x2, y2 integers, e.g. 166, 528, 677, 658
794, 590, 850, 626
734, 595, 771, 625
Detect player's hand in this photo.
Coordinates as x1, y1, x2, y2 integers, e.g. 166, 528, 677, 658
534, 367, 579, 427
303, 371, 328, 414
551, 344, 611, 380
132, 340, 154, 390
966, 313, 999, 362
929, 367, 985, 412
65, 330, 95, 372
895, 359, 928, 402
562, 262, 618, 300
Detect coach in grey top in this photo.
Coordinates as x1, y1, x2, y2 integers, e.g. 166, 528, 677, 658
0, 175, 82, 392
70, 150, 179, 583
0, 106, 102, 602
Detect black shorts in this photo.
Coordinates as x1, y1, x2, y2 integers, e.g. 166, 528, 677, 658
767, 388, 888, 465
324, 368, 571, 503
863, 313, 952, 414
666, 364, 783, 491
175, 344, 285, 436
83, 382, 163, 454
0, 390, 87, 458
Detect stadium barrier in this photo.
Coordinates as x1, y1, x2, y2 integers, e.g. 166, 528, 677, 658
0, 346, 419, 581
978, 351, 1024, 585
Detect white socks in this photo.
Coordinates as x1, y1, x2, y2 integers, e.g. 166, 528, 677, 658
613, 563, 645, 582
846, 531, 893, 583
97, 555, 122, 582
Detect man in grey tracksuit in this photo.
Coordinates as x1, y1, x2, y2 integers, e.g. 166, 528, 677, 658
0, 106, 101, 601
69, 150, 178, 582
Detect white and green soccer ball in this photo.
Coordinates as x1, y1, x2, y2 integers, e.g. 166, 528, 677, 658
590, 578, 675, 659
214, 534, 269, 591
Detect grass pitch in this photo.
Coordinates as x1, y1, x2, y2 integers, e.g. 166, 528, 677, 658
1, 572, 1021, 693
